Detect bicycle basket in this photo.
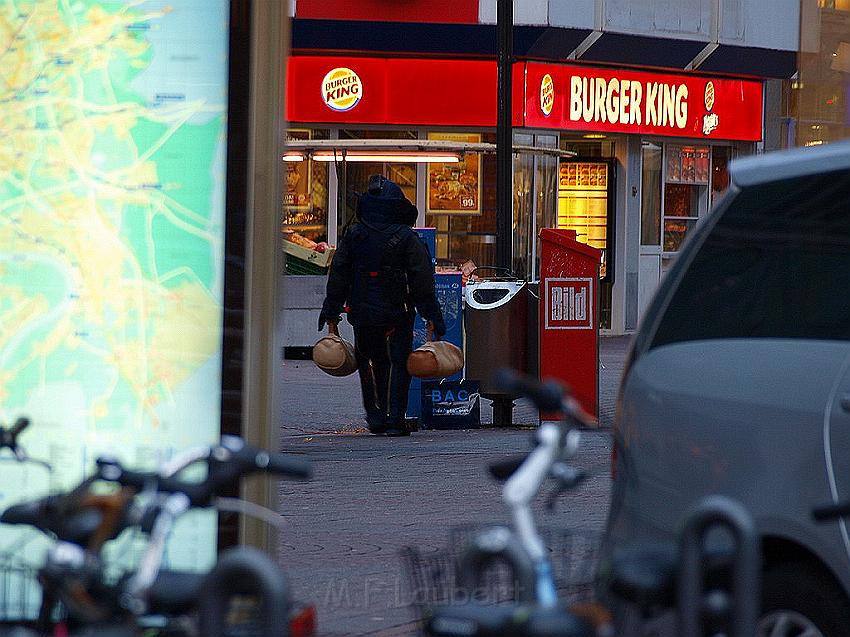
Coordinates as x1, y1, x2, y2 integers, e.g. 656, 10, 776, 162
400, 524, 601, 629
0, 552, 45, 624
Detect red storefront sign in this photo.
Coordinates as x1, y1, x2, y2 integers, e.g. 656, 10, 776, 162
286, 56, 524, 126
296, 0, 479, 24
525, 62, 763, 141
286, 56, 763, 142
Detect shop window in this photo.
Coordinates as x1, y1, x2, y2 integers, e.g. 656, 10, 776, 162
662, 144, 710, 253
282, 129, 331, 268
283, 129, 330, 242
534, 138, 558, 278
425, 132, 495, 270
640, 143, 662, 246
512, 134, 534, 279
711, 146, 732, 205
339, 130, 418, 233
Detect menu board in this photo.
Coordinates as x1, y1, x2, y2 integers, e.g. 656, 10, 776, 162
557, 162, 610, 277
0, 0, 230, 591
427, 132, 482, 215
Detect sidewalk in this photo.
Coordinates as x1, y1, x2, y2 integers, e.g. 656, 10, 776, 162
277, 336, 631, 636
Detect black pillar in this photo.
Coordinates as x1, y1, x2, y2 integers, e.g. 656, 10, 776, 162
494, 0, 514, 427
495, 0, 512, 272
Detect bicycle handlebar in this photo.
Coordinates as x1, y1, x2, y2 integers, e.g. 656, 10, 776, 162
493, 368, 565, 413
96, 437, 312, 507
492, 369, 597, 428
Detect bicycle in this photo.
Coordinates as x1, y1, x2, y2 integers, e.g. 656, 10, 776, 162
0, 427, 315, 637
415, 370, 761, 637
417, 368, 609, 637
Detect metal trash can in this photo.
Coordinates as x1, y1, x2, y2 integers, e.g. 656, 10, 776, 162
465, 271, 528, 425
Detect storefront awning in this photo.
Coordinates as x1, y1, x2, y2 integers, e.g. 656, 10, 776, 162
283, 138, 576, 163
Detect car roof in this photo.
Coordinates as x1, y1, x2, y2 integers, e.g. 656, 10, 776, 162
731, 138, 850, 188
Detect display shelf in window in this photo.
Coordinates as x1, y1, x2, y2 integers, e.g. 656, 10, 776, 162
666, 145, 709, 185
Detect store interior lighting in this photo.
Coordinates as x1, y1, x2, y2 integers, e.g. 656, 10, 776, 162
282, 150, 461, 163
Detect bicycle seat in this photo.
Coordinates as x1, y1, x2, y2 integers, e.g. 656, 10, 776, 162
426, 604, 593, 637
146, 570, 205, 615
427, 604, 518, 636
608, 542, 678, 613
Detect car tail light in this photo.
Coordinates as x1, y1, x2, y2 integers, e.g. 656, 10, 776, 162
290, 604, 317, 637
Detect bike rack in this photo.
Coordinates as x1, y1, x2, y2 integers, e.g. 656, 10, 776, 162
677, 495, 760, 637
199, 546, 292, 637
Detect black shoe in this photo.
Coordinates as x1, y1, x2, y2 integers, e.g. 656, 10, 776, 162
366, 414, 386, 435
384, 422, 410, 437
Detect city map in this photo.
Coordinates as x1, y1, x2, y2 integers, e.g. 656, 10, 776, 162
0, 0, 230, 575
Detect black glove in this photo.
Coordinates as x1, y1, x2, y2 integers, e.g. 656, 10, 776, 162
429, 317, 447, 339
318, 311, 341, 332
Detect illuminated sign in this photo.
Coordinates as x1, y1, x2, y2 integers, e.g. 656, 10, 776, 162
703, 81, 719, 135
525, 63, 763, 141
322, 67, 362, 112
540, 73, 554, 117
569, 77, 688, 129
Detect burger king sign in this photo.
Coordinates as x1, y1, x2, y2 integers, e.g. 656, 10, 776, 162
322, 67, 362, 112
540, 73, 554, 117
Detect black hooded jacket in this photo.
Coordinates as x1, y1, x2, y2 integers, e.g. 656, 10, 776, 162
321, 192, 443, 329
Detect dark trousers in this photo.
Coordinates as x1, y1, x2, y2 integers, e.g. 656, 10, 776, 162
354, 323, 414, 427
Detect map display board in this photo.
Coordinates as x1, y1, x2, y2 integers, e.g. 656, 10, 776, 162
0, 0, 231, 583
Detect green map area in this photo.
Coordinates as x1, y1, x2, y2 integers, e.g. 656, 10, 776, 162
0, 0, 229, 572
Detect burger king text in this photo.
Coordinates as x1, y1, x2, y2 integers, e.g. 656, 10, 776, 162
325, 75, 360, 103
569, 76, 690, 129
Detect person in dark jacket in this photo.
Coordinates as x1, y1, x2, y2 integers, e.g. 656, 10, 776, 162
319, 175, 446, 436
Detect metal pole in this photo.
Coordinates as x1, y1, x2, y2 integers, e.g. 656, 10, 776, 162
495, 0, 513, 272
493, 0, 515, 427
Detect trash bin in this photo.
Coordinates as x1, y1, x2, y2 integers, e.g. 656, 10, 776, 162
465, 270, 528, 425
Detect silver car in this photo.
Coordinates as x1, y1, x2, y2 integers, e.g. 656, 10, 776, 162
604, 140, 850, 636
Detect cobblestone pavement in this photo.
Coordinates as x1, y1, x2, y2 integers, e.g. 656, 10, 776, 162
277, 336, 631, 636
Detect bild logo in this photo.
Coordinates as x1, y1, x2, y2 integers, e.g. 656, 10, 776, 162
546, 278, 593, 330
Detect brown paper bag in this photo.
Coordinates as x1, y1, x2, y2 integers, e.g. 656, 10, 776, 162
406, 324, 464, 379
312, 323, 357, 377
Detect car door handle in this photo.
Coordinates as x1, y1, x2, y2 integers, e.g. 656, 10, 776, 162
841, 395, 850, 413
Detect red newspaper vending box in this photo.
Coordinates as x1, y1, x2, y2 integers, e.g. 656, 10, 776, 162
539, 228, 602, 419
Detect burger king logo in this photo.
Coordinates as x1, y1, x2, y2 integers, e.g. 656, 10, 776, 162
704, 81, 715, 112
322, 67, 362, 112
540, 73, 554, 117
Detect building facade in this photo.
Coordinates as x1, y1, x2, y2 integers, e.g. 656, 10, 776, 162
283, 0, 799, 340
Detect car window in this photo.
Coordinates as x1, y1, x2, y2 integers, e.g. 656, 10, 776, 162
649, 169, 850, 350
